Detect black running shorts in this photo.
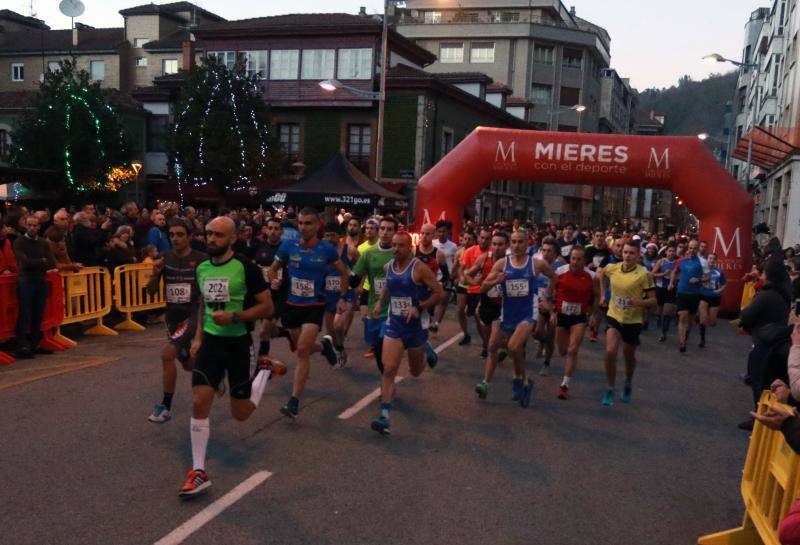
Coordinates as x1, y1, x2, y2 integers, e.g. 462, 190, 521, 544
606, 316, 642, 346
282, 304, 325, 330
192, 333, 253, 399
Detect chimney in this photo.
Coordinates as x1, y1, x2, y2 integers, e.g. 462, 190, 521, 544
359, 6, 367, 16
570, 6, 576, 16
182, 39, 196, 72
72, 26, 78, 47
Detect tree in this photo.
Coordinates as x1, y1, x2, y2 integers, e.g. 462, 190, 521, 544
10, 58, 135, 199
168, 57, 283, 202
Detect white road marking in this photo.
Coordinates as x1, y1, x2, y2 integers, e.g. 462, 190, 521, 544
337, 331, 464, 420
153, 470, 273, 545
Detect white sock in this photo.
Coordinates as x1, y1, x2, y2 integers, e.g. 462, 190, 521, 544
561, 376, 571, 387
249, 369, 271, 407
190, 417, 210, 471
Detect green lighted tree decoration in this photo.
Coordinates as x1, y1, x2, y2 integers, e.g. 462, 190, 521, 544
168, 56, 283, 203
10, 58, 135, 198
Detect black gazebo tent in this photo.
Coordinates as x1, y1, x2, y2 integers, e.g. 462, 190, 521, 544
262, 153, 407, 208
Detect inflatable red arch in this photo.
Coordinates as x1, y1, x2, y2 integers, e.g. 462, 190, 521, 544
414, 127, 753, 316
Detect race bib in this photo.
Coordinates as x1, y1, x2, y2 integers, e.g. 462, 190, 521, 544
561, 245, 572, 257
260, 266, 270, 283
166, 283, 191, 304
291, 277, 315, 298
613, 295, 632, 310
374, 277, 387, 294
487, 285, 500, 299
505, 279, 529, 297
203, 277, 230, 303
276, 267, 283, 280
325, 276, 341, 292
593, 256, 604, 268
561, 301, 581, 316
390, 296, 413, 316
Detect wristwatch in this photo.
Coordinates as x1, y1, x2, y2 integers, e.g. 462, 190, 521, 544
231, 312, 241, 324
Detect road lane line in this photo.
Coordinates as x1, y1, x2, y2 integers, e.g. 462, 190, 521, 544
337, 331, 464, 420
0, 357, 120, 390
154, 470, 273, 545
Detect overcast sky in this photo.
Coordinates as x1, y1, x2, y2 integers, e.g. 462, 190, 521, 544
13, 0, 765, 89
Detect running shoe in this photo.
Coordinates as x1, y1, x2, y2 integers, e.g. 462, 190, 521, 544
363, 350, 375, 359
280, 398, 299, 419
320, 335, 338, 366
658, 335, 666, 343
498, 348, 508, 363
424, 342, 438, 368
371, 415, 391, 435
215, 380, 226, 398
588, 329, 599, 343
539, 363, 550, 377
622, 383, 632, 403
256, 355, 287, 377
679, 343, 687, 353
512, 377, 524, 401
148, 404, 171, 423
429, 321, 439, 333
336, 349, 349, 369
557, 385, 569, 400
179, 469, 211, 498
601, 388, 615, 406
475, 381, 489, 399
480, 348, 488, 358
519, 379, 534, 408
459, 333, 472, 346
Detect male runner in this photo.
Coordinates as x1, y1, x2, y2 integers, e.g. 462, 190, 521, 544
460, 227, 493, 356
555, 222, 578, 261
669, 239, 705, 353
698, 252, 727, 348
253, 217, 294, 364
146, 218, 208, 423
470, 231, 510, 399
584, 228, 613, 342
416, 223, 449, 334
652, 243, 677, 342
480, 230, 555, 407
370, 232, 443, 435
450, 230, 476, 340
352, 217, 398, 369
269, 208, 349, 419
597, 240, 656, 406
356, 218, 380, 353
533, 238, 560, 375
344, 216, 363, 250
322, 221, 358, 364
550, 246, 598, 399
179, 216, 274, 497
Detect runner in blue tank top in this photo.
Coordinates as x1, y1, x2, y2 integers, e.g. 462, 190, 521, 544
370, 232, 443, 436
322, 222, 359, 367
652, 244, 678, 343
698, 252, 727, 348
481, 230, 555, 408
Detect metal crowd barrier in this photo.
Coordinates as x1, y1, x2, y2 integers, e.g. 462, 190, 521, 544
53, 267, 117, 347
112, 263, 165, 331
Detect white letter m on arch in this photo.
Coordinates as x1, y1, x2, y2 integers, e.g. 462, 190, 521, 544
495, 140, 516, 162
713, 227, 742, 258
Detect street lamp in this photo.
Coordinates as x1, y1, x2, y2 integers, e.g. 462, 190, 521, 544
546, 104, 586, 131
702, 53, 758, 69
318, 79, 379, 99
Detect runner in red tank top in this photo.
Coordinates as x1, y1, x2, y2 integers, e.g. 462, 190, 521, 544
550, 246, 599, 400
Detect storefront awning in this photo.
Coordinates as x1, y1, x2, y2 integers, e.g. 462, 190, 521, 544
731, 126, 796, 170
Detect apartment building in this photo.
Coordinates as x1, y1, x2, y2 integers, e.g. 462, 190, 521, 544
396, 0, 614, 224
729, 0, 800, 245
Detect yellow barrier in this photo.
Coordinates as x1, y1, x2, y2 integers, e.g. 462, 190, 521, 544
53, 267, 117, 347
113, 263, 165, 331
699, 392, 800, 545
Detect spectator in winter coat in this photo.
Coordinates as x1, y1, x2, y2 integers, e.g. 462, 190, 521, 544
72, 212, 111, 266
146, 212, 171, 254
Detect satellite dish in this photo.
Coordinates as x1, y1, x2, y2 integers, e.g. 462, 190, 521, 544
59, 0, 85, 18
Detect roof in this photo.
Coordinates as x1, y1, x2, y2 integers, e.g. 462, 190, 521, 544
0, 89, 144, 115
197, 13, 436, 67
486, 82, 512, 95
0, 9, 49, 30
435, 72, 493, 84
0, 27, 124, 54
119, 2, 225, 23
731, 126, 796, 170
142, 29, 191, 51
506, 96, 533, 107
263, 153, 406, 206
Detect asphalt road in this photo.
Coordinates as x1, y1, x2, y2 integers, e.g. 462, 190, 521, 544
0, 312, 753, 545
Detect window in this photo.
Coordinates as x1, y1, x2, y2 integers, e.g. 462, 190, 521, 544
562, 48, 583, 69
491, 11, 519, 22
278, 123, 301, 160
243, 51, 267, 79
347, 124, 372, 173
11, 63, 24, 82
208, 51, 236, 69
135, 57, 148, 67
0, 129, 9, 157
560, 86, 580, 107
439, 42, 464, 63
453, 11, 479, 22
301, 49, 335, 80
531, 84, 552, 105
133, 38, 148, 48
533, 45, 554, 64
269, 50, 299, 80
441, 128, 454, 158
162, 59, 179, 75
47, 61, 62, 72
470, 42, 495, 63
337, 48, 372, 79
424, 11, 441, 23
90, 61, 105, 81
146, 115, 168, 153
